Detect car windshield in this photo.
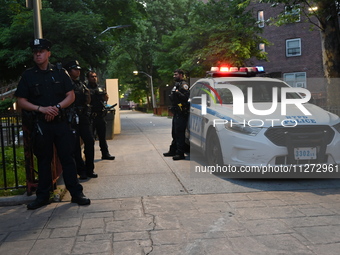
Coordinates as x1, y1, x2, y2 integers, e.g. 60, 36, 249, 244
215, 80, 302, 104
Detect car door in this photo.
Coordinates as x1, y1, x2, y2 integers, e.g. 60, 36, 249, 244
189, 81, 210, 149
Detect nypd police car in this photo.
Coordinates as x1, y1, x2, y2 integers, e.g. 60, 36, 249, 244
188, 66, 340, 167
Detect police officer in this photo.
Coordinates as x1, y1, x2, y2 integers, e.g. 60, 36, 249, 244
15, 39, 90, 210
163, 69, 190, 160
86, 71, 115, 160
64, 60, 97, 179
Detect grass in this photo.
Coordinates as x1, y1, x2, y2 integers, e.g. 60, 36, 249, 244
0, 146, 27, 196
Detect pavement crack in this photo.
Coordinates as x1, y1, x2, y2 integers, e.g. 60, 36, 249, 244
142, 196, 155, 255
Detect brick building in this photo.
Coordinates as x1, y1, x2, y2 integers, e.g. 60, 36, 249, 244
248, 2, 327, 105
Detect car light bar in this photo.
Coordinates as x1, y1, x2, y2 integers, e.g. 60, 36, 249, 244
207, 66, 265, 77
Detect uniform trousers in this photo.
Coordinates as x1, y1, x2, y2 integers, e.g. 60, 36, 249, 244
92, 113, 110, 156
33, 120, 83, 200
169, 113, 189, 155
74, 115, 95, 175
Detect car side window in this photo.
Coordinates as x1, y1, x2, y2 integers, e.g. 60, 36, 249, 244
189, 83, 201, 98
190, 82, 210, 98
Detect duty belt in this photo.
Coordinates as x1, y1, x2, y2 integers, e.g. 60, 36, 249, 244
36, 112, 67, 123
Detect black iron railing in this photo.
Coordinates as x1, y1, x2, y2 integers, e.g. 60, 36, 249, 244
0, 113, 26, 192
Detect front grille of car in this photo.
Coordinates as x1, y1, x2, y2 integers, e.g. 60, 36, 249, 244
265, 125, 335, 146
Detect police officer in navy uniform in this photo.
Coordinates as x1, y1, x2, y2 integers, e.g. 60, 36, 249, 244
64, 60, 97, 179
15, 39, 90, 210
163, 69, 190, 160
86, 71, 115, 160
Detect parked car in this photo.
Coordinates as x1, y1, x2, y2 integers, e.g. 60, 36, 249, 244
188, 66, 340, 168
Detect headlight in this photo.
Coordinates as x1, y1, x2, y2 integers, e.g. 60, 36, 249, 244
333, 122, 340, 133
225, 122, 262, 136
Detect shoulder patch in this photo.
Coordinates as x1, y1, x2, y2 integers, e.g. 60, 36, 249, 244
183, 84, 189, 90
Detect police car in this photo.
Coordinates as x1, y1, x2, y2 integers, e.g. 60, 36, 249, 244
189, 66, 340, 167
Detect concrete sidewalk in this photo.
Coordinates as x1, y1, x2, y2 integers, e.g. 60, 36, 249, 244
1, 111, 340, 255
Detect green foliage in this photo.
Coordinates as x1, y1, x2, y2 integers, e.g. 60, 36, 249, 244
0, 146, 26, 196
155, 0, 268, 78
1, 0, 270, 104
0, 98, 15, 112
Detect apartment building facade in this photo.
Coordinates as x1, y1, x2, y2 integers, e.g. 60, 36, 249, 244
248, 2, 327, 105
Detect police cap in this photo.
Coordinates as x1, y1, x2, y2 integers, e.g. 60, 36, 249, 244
64, 60, 82, 71
30, 38, 52, 51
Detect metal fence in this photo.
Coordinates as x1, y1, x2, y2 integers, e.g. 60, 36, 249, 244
0, 113, 25, 191
1, 112, 64, 195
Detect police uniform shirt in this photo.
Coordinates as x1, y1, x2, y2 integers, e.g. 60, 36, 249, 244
73, 80, 90, 107
15, 63, 73, 106
87, 85, 106, 113
171, 80, 190, 106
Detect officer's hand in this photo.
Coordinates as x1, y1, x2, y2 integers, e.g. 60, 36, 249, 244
40, 106, 59, 117
104, 93, 109, 101
45, 114, 55, 122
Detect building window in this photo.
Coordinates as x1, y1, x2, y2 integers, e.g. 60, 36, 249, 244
259, 43, 265, 52
286, 38, 301, 57
285, 5, 300, 22
258, 11, 264, 27
283, 72, 307, 88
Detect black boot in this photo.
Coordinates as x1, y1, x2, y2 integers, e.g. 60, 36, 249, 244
71, 194, 91, 205
101, 154, 115, 160
163, 151, 176, 157
27, 198, 50, 210
87, 172, 98, 178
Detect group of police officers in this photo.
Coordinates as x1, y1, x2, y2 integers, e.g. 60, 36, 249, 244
15, 39, 114, 210
15, 38, 190, 210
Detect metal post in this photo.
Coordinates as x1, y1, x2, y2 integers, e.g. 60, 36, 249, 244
27, 0, 43, 38
149, 75, 156, 109
133, 71, 156, 109
33, 0, 43, 38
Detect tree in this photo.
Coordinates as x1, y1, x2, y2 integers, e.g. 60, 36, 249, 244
0, 0, 108, 82
106, 0, 193, 108
256, 0, 340, 106
1, 0, 271, 108
156, 0, 268, 78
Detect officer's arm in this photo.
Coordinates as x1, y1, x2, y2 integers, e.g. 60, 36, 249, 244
175, 89, 190, 102
104, 93, 109, 102
44, 90, 75, 122
57, 90, 75, 109
17, 97, 41, 112
17, 97, 59, 121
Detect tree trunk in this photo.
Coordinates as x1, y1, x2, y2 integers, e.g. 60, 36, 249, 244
318, 0, 340, 106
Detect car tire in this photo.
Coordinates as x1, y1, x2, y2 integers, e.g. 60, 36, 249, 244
206, 130, 224, 166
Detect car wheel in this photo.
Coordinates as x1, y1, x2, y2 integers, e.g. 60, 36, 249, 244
206, 131, 224, 166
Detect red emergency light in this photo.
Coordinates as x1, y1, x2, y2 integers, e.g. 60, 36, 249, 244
207, 66, 265, 77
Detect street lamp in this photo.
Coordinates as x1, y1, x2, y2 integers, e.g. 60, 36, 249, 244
133, 71, 156, 109
95, 25, 131, 38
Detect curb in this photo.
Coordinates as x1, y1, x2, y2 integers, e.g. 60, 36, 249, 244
0, 178, 67, 206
